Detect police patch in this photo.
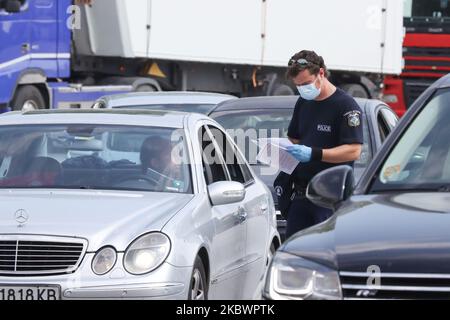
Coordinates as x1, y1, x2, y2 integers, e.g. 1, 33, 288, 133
344, 111, 361, 127
275, 186, 283, 197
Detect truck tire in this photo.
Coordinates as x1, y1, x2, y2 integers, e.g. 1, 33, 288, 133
340, 83, 369, 99
11, 85, 46, 111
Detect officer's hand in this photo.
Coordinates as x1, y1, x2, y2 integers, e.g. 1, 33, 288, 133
287, 145, 312, 163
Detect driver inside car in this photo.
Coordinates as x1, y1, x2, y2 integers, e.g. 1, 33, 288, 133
140, 136, 184, 192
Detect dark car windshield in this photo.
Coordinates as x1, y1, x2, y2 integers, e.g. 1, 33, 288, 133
371, 88, 450, 192
114, 103, 216, 114
210, 109, 292, 164
0, 125, 191, 193
211, 108, 371, 169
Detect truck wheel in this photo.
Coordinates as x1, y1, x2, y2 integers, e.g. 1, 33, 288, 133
189, 256, 208, 300
11, 85, 46, 111
340, 83, 369, 99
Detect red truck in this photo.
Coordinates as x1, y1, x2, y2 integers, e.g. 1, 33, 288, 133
383, 0, 450, 117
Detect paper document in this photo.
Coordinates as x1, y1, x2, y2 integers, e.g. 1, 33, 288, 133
256, 138, 299, 174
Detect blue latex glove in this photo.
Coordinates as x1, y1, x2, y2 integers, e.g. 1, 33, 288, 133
287, 145, 312, 163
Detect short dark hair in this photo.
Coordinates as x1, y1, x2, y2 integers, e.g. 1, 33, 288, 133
286, 50, 328, 79
140, 136, 171, 171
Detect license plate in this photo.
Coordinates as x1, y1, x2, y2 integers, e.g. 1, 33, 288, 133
0, 286, 60, 300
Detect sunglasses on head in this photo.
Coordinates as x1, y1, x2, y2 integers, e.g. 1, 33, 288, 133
288, 58, 318, 67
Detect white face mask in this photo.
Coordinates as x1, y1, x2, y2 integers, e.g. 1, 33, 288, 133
297, 76, 321, 100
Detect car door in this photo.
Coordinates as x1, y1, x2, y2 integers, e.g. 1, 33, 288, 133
198, 125, 247, 300
207, 124, 270, 298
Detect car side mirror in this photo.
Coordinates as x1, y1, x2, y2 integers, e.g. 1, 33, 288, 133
306, 165, 355, 211
5, 0, 21, 13
208, 181, 246, 206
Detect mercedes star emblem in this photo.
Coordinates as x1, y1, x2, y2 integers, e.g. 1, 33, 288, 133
14, 209, 29, 225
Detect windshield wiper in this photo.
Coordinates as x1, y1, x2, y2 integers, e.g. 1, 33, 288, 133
437, 185, 450, 192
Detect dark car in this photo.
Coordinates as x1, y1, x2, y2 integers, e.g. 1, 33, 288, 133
263, 74, 450, 300
208, 96, 398, 241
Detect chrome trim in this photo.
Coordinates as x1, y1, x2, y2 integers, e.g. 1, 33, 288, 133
342, 284, 450, 293
13, 241, 18, 272
63, 283, 185, 299
0, 235, 88, 276
340, 271, 450, 279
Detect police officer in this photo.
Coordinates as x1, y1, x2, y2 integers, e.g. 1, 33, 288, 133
284, 50, 363, 238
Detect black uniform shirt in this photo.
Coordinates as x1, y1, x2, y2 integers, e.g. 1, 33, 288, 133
287, 88, 364, 183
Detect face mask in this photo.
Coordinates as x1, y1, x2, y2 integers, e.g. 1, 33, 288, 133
297, 76, 321, 100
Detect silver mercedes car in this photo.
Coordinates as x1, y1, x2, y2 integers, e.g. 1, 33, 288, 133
0, 109, 280, 300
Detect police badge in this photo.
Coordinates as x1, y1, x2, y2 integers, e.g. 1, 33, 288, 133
344, 111, 361, 127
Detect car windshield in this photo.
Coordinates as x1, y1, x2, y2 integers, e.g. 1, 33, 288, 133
371, 88, 450, 192
114, 103, 216, 114
0, 125, 191, 193
211, 108, 371, 168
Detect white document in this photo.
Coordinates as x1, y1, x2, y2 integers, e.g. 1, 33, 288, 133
256, 138, 299, 174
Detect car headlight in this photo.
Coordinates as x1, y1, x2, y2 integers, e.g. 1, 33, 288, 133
92, 246, 117, 275
264, 251, 342, 300
123, 232, 171, 275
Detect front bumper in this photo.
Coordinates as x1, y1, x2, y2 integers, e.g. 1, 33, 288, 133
64, 282, 185, 299
0, 253, 192, 300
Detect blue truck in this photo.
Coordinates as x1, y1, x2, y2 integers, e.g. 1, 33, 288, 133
0, 0, 162, 112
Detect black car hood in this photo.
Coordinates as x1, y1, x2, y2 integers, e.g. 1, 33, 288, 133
283, 192, 450, 273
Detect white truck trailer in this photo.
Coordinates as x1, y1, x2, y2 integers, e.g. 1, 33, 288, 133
75, 0, 403, 97
0, 0, 404, 111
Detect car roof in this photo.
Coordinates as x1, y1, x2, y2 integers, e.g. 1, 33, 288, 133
99, 91, 237, 107
210, 95, 383, 113
0, 109, 191, 128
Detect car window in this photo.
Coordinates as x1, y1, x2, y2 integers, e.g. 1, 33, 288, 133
0, 0, 27, 12
371, 88, 450, 192
380, 107, 399, 131
377, 111, 390, 143
0, 125, 192, 194
207, 125, 254, 185
199, 126, 228, 185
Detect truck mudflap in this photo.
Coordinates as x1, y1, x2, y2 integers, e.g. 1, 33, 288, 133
49, 83, 133, 109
